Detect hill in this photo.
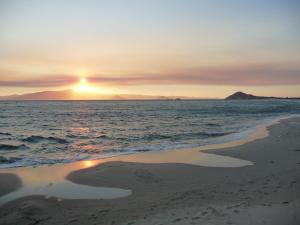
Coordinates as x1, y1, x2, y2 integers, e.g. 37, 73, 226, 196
225, 92, 300, 100
0, 90, 192, 101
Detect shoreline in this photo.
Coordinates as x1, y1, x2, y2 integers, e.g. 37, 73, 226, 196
0, 116, 299, 224
1, 114, 298, 170
0, 115, 298, 201
0, 115, 294, 180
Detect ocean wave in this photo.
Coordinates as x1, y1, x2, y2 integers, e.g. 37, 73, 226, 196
96, 134, 109, 139
143, 131, 233, 141
102, 142, 197, 155
66, 134, 89, 139
22, 135, 69, 144
0, 157, 73, 169
197, 132, 233, 137
205, 123, 221, 127
144, 133, 170, 141
0, 144, 28, 151
0, 156, 21, 164
0, 132, 12, 136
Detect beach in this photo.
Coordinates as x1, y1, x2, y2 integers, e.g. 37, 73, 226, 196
0, 117, 299, 225
1, 0, 300, 224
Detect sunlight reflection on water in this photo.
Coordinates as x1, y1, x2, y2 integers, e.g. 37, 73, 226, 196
0, 160, 131, 206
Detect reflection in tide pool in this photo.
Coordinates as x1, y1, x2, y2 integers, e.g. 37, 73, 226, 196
0, 160, 131, 206
0, 180, 131, 206
0, 141, 254, 205
0, 140, 255, 205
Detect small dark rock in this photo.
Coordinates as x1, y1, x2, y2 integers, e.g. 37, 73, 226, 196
191, 216, 200, 220
172, 218, 181, 223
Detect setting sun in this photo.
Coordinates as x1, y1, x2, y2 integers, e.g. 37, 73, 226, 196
80, 78, 86, 84
74, 77, 98, 93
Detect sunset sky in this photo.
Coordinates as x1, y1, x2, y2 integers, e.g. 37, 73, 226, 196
0, 0, 299, 98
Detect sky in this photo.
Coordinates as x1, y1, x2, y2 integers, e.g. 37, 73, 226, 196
0, 0, 299, 98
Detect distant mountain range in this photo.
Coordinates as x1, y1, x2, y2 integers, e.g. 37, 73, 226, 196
225, 92, 300, 100
0, 89, 194, 100
0, 90, 299, 100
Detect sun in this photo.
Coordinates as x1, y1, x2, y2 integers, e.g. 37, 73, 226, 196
72, 77, 113, 95
80, 77, 86, 84
73, 77, 97, 92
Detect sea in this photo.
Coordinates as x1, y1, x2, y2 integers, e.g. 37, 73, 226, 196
1, 100, 300, 168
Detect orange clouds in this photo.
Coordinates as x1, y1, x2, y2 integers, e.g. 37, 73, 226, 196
0, 63, 299, 88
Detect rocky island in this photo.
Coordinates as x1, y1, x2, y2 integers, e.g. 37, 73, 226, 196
225, 92, 300, 100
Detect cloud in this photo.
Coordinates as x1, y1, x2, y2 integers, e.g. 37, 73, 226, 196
0, 64, 299, 88
90, 64, 300, 86
0, 75, 77, 87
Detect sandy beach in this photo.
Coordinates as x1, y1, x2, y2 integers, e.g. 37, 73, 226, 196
0, 117, 299, 225
1, 1, 299, 224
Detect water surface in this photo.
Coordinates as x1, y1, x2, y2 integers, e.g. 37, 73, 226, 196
1, 100, 300, 168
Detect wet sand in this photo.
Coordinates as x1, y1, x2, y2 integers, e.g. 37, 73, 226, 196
0, 173, 21, 197
0, 117, 299, 225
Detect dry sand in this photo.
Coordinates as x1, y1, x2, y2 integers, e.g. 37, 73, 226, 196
0, 117, 299, 225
